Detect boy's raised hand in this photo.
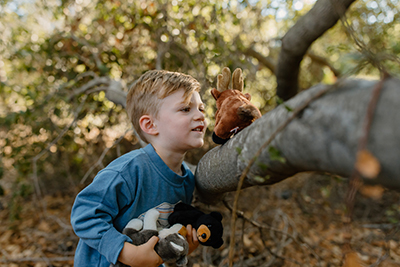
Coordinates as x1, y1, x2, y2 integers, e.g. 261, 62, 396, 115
118, 237, 163, 267
186, 224, 199, 254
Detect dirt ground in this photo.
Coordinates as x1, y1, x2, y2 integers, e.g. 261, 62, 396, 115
0, 172, 399, 267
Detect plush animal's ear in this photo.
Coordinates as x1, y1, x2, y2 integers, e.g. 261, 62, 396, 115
217, 67, 231, 92
244, 93, 251, 101
232, 68, 243, 92
211, 88, 221, 100
125, 218, 143, 231
210, 212, 223, 222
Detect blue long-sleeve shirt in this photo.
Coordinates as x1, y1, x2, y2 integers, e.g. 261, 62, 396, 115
70, 144, 195, 267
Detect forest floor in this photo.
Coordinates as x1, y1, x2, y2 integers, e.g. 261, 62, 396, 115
0, 172, 399, 267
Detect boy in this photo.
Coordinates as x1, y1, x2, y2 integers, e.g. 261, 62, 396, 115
71, 70, 207, 267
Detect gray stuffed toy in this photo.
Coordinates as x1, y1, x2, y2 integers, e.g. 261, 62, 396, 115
110, 208, 189, 267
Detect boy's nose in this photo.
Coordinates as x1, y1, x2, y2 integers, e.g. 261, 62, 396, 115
195, 109, 205, 120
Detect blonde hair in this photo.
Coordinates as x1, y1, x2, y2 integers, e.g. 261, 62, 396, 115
126, 70, 201, 143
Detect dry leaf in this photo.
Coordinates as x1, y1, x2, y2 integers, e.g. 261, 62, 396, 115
355, 150, 381, 179
343, 251, 363, 267
359, 185, 384, 200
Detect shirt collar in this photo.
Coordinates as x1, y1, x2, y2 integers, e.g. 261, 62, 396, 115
143, 144, 189, 186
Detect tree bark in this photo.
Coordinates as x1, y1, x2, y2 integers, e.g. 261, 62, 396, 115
276, 0, 356, 100
195, 77, 400, 204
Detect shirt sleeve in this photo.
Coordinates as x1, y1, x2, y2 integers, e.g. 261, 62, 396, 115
70, 170, 133, 264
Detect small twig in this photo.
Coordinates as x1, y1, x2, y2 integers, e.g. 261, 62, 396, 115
71, 33, 103, 70
239, 218, 246, 267
69, 76, 110, 100
369, 246, 390, 267
361, 223, 399, 230
46, 214, 73, 230
343, 74, 390, 252
307, 51, 341, 77
223, 198, 322, 266
358, 72, 389, 151
74, 70, 98, 80
228, 83, 337, 266
333, 0, 389, 74
263, 245, 303, 266
86, 86, 110, 95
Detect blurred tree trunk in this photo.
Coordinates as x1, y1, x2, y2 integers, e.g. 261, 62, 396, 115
276, 0, 356, 100
195, 78, 400, 203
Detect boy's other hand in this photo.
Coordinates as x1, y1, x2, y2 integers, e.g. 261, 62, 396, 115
118, 237, 163, 267
186, 224, 199, 254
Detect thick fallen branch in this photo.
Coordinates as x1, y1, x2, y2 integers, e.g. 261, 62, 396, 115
195, 77, 400, 204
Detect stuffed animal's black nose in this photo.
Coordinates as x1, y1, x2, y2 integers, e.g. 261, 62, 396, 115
212, 132, 229, 145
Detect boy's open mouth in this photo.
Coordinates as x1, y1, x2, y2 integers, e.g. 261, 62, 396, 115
192, 125, 204, 132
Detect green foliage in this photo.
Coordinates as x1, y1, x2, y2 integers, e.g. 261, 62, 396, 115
0, 0, 398, 205
257, 161, 268, 171
275, 96, 293, 112
386, 204, 400, 224
268, 146, 286, 163
253, 175, 270, 183
9, 181, 33, 221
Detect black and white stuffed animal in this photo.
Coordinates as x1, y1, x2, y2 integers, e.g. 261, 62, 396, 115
111, 209, 189, 267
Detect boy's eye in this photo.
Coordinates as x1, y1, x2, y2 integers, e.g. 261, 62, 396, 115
181, 107, 191, 112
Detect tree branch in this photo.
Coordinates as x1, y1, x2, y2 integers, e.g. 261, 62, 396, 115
276, 0, 356, 100
195, 77, 400, 204
243, 46, 276, 74
68, 77, 127, 108
307, 51, 341, 77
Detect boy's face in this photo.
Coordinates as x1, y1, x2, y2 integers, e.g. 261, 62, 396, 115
153, 89, 207, 152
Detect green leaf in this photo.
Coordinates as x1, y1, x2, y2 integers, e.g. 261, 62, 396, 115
284, 105, 293, 112
257, 162, 268, 170
53, 108, 61, 117
276, 96, 293, 112
276, 96, 284, 105
236, 147, 242, 154
253, 175, 270, 183
268, 146, 286, 163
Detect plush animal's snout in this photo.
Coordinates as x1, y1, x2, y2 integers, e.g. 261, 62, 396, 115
237, 104, 262, 122
197, 224, 211, 243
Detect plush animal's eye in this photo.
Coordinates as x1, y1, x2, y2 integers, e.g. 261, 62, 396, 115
201, 233, 207, 239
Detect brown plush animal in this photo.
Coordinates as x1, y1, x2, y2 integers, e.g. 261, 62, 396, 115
211, 67, 262, 144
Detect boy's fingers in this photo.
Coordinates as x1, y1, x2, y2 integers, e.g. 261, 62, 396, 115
192, 228, 198, 242
147, 236, 159, 248
186, 224, 192, 237
146, 236, 163, 264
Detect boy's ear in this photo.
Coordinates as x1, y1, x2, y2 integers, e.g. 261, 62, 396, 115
139, 115, 158, 135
